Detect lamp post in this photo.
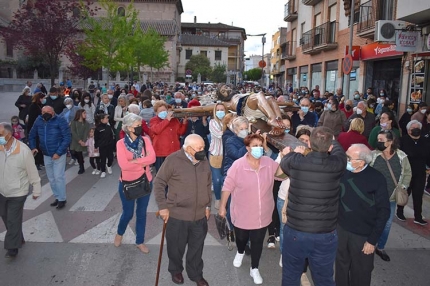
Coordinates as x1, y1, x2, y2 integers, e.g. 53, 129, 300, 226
246, 33, 267, 86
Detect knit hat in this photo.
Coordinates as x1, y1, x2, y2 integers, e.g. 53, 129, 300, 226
187, 99, 201, 108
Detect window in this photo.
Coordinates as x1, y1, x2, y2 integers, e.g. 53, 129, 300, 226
301, 22, 306, 38
118, 7, 125, 17
218, 32, 225, 38
200, 51, 207, 57
380, 0, 394, 20
185, 49, 192, 59
215, 51, 222, 61
6, 41, 13, 57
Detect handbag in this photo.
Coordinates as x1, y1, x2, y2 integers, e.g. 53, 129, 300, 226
214, 214, 230, 240
383, 154, 409, 206
209, 154, 223, 169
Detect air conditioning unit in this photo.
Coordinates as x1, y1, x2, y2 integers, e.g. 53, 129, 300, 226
375, 20, 406, 42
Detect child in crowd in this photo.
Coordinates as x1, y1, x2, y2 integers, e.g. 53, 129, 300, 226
94, 113, 115, 178
11, 115, 26, 142
86, 128, 101, 175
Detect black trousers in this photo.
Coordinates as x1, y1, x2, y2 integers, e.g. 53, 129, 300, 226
0, 194, 27, 250
99, 144, 114, 172
335, 225, 374, 286
268, 180, 281, 236
73, 151, 84, 165
90, 157, 101, 170
397, 173, 426, 220
234, 225, 267, 269
166, 217, 208, 282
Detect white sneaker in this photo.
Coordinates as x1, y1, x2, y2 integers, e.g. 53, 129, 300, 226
107, 166, 112, 174
100, 172, 106, 178
214, 200, 220, 210
92, 169, 97, 175
95, 170, 101, 175
74, 161, 79, 166
250, 268, 263, 284
233, 251, 245, 267
68, 159, 75, 165
275, 236, 280, 242
279, 255, 282, 267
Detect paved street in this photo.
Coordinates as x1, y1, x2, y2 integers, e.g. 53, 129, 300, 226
1, 92, 430, 286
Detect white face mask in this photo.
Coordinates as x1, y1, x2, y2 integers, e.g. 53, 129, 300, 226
108, 94, 113, 99
356, 108, 363, 115
84, 99, 90, 103
66, 104, 73, 109
421, 109, 427, 114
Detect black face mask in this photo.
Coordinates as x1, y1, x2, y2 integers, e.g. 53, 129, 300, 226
42, 113, 52, 121
133, 126, 143, 136
345, 105, 352, 111
411, 128, 421, 137
376, 142, 387, 151
194, 150, 206, 161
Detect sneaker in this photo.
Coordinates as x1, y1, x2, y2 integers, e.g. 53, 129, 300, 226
267, 235, 276, 249
250, 268, 263, 284
107, 166, 112, 174
275, 236, 280, 242
233, 251, 245, 267
100, 172, 106, 178
214, 200, 220, 210
414, 218, 428, 226
279, 255, 282, 267
68, 159, 76, 165
396, 212, 406, 222
95, 170, 101, 175
74, 161, 79, 166
92, 169, 97, 175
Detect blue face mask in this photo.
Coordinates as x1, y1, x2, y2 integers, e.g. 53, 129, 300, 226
0, 136, 7, 145
250, 146, 264, 159
284, 129, 290, 134
175, 98, 182, 104
50, 95, 57, 100
41, 98, 47, 105
216, 111, 225, 120
301, 106, 309, 113
346, 161, 356, 172
158, 111, 168, 119
326, 103, 332, 110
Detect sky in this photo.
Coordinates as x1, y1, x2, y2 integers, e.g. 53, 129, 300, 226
181, 0, 288, 57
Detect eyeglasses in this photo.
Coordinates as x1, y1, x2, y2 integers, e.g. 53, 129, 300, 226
346, 156, 363, 162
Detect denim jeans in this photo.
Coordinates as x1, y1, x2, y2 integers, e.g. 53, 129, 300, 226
276, 197, 285, 253
377, 201, 396, 250
210, 165, 223, 200
44, 154, 67, 201
117, 181, 151, 245
282, 225, 337, 286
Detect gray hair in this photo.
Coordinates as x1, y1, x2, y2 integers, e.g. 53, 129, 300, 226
118, 94, 129, 105
406, 119, 422, 130
183, 134, 203, 149
0, 122, 13, 134
350, 143, 372, 164
121, 113, 142, 133
232, 116, 249, 132
64, 97, 73, 104
357, 101, 368, 109
127, 104, 140, 115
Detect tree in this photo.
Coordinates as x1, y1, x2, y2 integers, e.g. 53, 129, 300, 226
244, 68, 262, 81
0, 0, 95, 86
211, 63, 227, 83
185, 54, 212, 81
79, 0, 139, 85
65, 42, 99, 83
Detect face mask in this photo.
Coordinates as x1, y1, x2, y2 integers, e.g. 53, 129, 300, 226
50, 95, 57, 100
411, 128, 421, 137
0, 136, 7, 145
133, 126, 143, 136
166, 96, 172, 101
108, 94, 113, 99
324, 107, 329, 111
41, 98, 47, 105
193, 150, 206, 161
84, 99, 90, 103
376, 141, 387, 151
250, 146, 264, 159
237, 129, 248, 139
345, 105, 352, 111
301, 106, 309, 113
354, 95, 360, 99
421, 109, 427, 114
158, 111, 168, 119
42, 113, 52, 121
284, 129, 290, 134
326, 103, 332, 110
175, 98, 182, 104
379, 93, 384, 96
380, 122, 388, 129
356, 108, 363, 115
346, 161, 356, 172
66, 104, 73, 109
151, 100, 155, 105
216, 111, 225, 120
407, 108, 413, 113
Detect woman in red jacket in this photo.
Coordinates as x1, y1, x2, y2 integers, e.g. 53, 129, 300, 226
149, 101, 188, 171
338, 118, 372, 151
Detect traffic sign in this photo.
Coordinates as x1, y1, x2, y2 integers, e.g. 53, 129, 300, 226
342, 54, 353, 75
258, 60, 266, 68
186, 69, 192, 75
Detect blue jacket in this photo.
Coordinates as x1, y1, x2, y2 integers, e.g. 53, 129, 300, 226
223, 134, 247, 177
29, 115, 71, 157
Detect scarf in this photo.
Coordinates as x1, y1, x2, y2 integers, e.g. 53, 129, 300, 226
124, 134, 144, 159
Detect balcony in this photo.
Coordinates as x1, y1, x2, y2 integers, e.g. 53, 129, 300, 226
302, 0, 322, 5
281, 41, 296, 60
357, 0, 376, 38
280, 34, 287, 45
284, 1, 298, 22
300, 21, 337, 55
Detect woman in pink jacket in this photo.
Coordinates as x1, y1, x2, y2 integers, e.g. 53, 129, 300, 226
114, 113, 156, 254
218, 133, 287, 285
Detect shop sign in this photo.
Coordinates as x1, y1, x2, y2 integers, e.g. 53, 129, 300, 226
395, 30, 420, 52
360, 43, 403, 60
409, 59, 425, 103
345, 46, 360, 60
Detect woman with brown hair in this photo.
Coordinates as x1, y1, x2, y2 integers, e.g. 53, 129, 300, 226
70, 109, 90, 174
15, 87, 32, 124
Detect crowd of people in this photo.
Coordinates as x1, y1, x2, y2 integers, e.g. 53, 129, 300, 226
1, 79, 429, 286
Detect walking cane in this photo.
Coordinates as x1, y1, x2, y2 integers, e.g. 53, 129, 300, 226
155, 211, 167, 286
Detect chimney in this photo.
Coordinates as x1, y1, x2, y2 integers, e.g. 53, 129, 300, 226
194, 16, 196, 24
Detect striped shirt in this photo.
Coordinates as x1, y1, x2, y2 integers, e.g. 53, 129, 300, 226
209, 119, 223, 156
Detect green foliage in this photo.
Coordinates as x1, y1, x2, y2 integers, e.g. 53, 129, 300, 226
176, 76, 185, 82
185, 54, 212, 81
211, 63, 227, 83
243, 68, 262, 81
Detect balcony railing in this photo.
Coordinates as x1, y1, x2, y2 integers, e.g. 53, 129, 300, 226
284, 1, 298, 22
281, 41, 296, 60
300, 21, 337, 54
357, 0, 375, 35
302, 0, 322, 5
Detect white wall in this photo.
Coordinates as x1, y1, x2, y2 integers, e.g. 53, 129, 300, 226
177, 46, 229, 77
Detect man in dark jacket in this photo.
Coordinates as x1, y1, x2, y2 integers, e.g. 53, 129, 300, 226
29, 106, 71, 209
280, 126, 347, 286
335, 144, 390, 286
154, 134, 211, 286
45, 87, 65, 115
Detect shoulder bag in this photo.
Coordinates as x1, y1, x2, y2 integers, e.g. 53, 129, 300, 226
383, 154, 409, 206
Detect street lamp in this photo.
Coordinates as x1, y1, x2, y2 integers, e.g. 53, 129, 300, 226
247, 33, 267, 86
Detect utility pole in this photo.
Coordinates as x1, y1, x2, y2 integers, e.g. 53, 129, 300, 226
247, 33, 267, 86
345, 0, 355, 99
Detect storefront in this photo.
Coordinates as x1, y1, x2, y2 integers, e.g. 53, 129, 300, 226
299, 65, 308, 88
311, 63, 322, 91
409, 53, 430, 104
325, 60, 338, 93
361, 43, 403, 109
